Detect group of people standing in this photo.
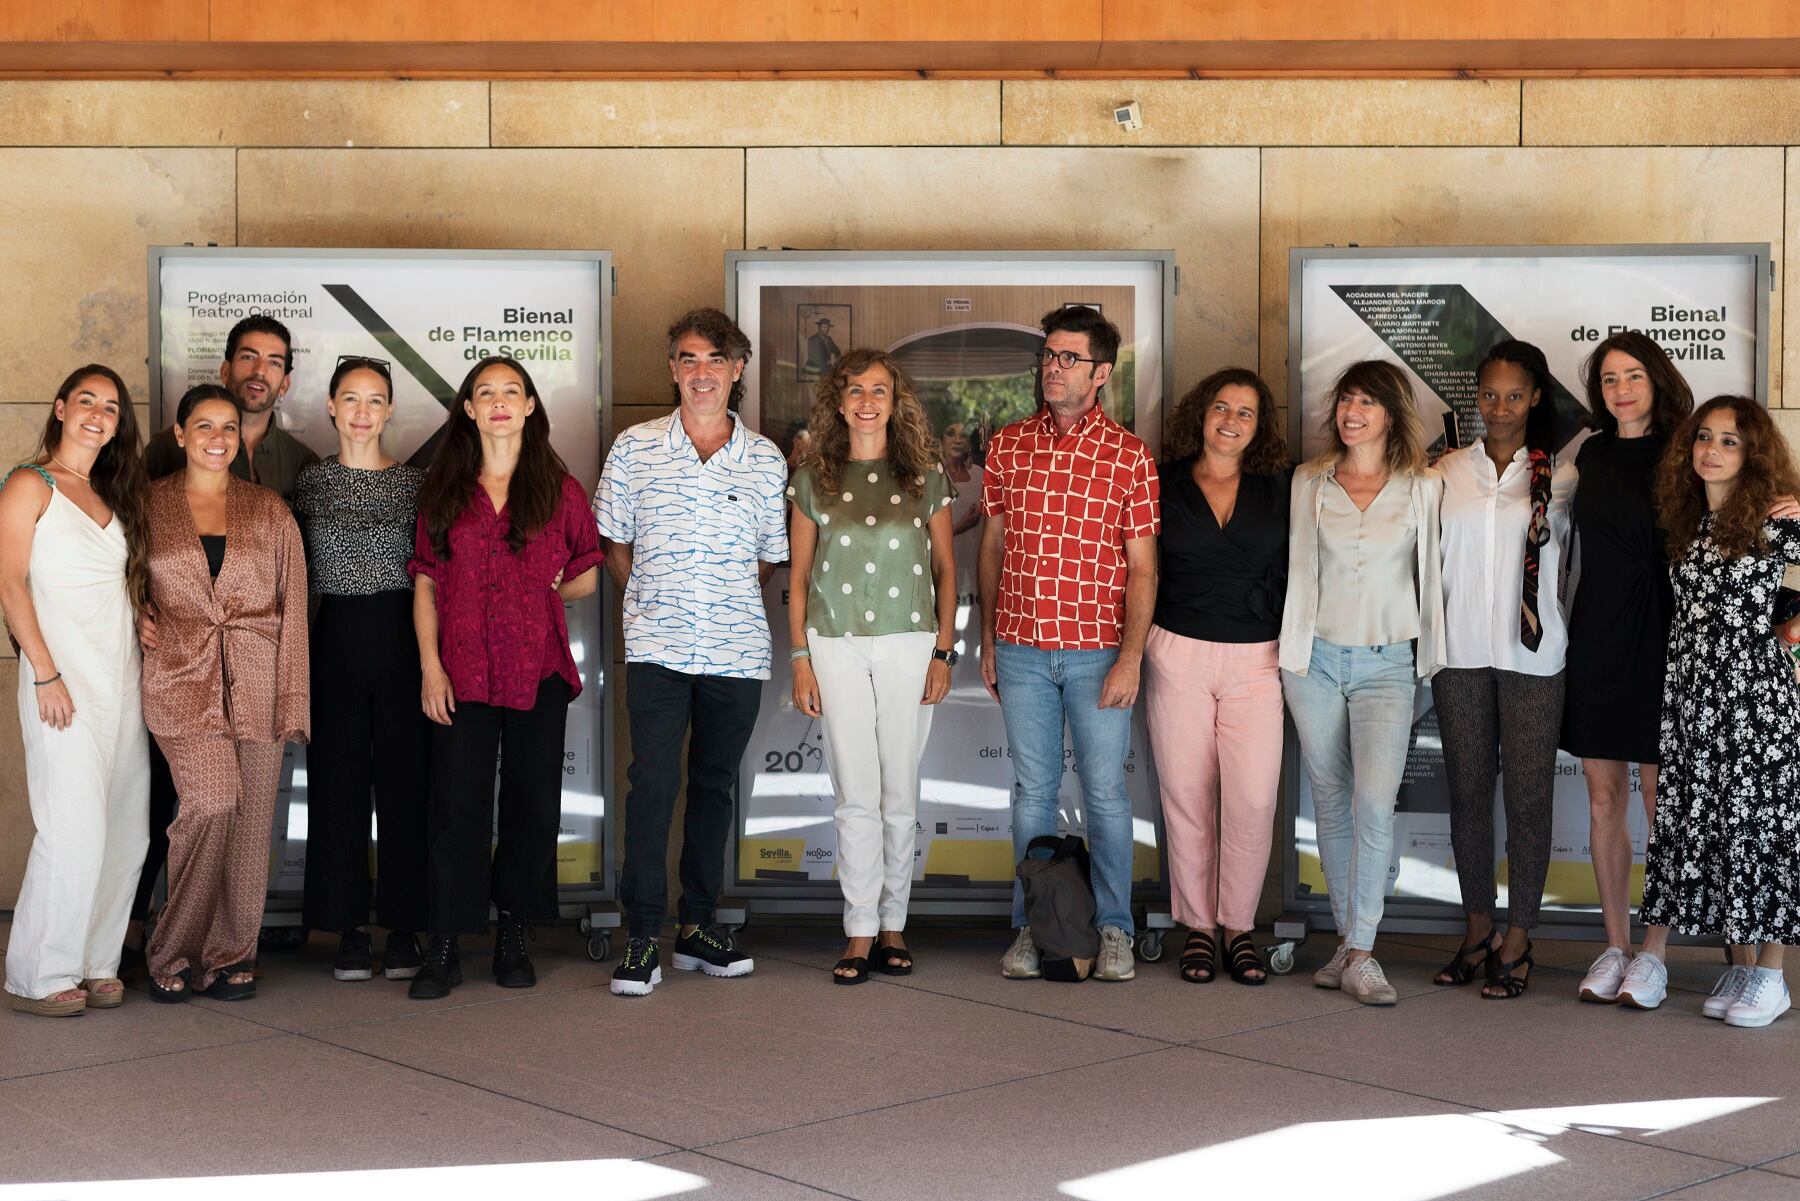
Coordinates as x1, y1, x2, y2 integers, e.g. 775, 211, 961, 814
5, 301, 1798, 1030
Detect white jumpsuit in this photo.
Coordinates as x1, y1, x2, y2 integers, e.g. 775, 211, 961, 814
4, 471, 149, 1001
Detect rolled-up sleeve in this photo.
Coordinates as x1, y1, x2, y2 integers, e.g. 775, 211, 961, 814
561, 475, 604, 579
407, 511, 440, 584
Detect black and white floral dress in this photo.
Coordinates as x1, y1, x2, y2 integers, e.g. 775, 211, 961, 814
1640, 516, 1800, 944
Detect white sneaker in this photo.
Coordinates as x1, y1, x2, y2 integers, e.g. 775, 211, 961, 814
1094, 926, 1136, 982
1579, 946, 1633, 1003
1001, 926, 1041, 979
1616, 953, 1668, 1010
1703, 965, 1755, 1020
1313, 943, 1351, 990
1725, 968, 1792, 1028
1341, 956, 1398, 1006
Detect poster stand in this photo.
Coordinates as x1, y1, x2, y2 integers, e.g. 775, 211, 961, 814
722, 250, 1177, 951
1281, 242, 1773, 942
146, 246, 617, 955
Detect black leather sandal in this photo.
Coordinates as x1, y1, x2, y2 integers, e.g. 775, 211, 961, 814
1225, 933, 1268, 986
1482, 941, 1534, 1000
870, 941, 913, 976
832, 956, 871, 986
1180, 930, 1217, 983
1433, 932, 1499, 986
203, 962, 257, 1001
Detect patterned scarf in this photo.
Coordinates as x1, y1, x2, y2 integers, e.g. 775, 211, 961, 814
1520, 448, 1552, 651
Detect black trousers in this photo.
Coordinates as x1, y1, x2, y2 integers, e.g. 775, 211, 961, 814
428, 673, 570, 935
130, 743, 178, 924
302, 591, 431, 934
619, 662, 762, 939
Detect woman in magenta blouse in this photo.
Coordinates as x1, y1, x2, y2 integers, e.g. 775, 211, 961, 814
406, 356, 601, 999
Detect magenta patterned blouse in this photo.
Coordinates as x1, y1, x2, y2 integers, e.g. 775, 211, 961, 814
409, 473, 603, 709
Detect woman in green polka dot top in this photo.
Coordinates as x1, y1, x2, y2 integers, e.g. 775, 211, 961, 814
786, 349, 958, 986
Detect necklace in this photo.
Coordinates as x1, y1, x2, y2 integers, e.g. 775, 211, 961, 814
48, 454, 90, 482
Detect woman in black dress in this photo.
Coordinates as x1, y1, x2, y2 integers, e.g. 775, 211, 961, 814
1143, 368, 1288, 986
1561, 332, 1692, 1003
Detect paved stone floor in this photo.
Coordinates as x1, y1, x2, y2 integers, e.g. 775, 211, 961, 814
3, 920, 1799, 1199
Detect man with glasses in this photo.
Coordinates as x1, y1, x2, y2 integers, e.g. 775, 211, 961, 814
144, 314, 320, 499
978, 305, 1160, 982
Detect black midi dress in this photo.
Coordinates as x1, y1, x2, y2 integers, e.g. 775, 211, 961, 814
1560, 432, 1673, 764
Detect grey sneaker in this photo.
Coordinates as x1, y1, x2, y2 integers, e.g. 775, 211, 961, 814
1312, 942, 1351, 989
1094, 926, 1136, 982
1341, 956, 1398, 1006
1001, 926, 1041, 979
1704, 965, 1755, 1020
1616, 952, 1668, 1010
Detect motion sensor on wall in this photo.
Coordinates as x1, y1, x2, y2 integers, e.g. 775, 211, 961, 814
1113, 101, 1143, 131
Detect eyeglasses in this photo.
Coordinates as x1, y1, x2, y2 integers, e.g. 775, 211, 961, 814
1036, 347, 1103, 371
336, 354, 393, 372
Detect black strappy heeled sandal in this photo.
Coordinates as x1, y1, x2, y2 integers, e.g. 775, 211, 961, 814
1180, 930, 1217, 983
1433, 931, 1499, 986
1225, 933, 1268, 986
1482, 941, 1534, 1000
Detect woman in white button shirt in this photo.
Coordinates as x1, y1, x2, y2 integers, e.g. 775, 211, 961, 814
1430, 341, 1575, 999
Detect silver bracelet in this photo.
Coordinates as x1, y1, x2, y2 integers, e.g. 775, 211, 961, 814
789, 647, 812, 661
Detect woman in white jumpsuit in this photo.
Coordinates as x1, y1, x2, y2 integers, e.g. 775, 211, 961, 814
0, 364, 151, 1016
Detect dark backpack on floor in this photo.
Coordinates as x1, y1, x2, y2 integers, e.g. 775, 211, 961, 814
1017, 834, 1101, 982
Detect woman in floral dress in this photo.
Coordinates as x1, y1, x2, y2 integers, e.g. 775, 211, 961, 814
1633, 395, 1800, 1028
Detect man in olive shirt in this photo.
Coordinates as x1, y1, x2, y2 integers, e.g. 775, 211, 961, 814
143, 314, 319, 496
126, 314, 319, 972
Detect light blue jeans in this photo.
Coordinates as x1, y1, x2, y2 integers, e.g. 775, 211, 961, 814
1282, 638, 1416, 951
994, 641, 1135, 934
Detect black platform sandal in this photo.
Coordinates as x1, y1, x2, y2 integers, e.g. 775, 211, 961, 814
832, 955, 871, 986
1482, 941, 1534, 1000
1180, 930, 1217, 983
147, 968, 191, 1004
870, 940, 913, 976
1225, 933, 1268, 986
1433, 931, 1499, 986
203, 962, 257, 1001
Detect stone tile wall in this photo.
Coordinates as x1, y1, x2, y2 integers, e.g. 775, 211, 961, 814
2, 78, 1796, 911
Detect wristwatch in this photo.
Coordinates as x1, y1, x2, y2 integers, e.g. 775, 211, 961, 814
931, 647, 960, 666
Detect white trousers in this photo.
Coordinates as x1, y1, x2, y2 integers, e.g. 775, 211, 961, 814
5, 684, 150, 1000
810, 631, 937, 937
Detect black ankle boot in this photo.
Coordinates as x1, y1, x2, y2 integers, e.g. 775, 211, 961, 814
492, 913, 536, 989
408, 934, 462, 1000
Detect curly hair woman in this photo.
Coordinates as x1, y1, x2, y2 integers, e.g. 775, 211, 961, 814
785, 348, 958, 984
1144, 368, 1289, 986
1629, 397, 1800, 1027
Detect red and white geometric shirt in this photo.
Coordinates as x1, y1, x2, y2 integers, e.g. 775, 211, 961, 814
980, 404, 1160, 650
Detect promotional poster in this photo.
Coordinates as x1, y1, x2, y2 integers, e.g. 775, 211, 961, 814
728, 253, 1172, 896
1287, 246, 1769, 920
151, 248, 612, 902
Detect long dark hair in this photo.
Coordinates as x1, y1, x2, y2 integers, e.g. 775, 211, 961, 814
1582, 330, 1693, 440
1477, 340, 1558, 461
1164, 367, 1287, 473
1657, 395, 1800, 561
41, 365, 150, 613
417, 356, 569, 558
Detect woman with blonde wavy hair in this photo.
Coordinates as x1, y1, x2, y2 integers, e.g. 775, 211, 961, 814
1278, 359, 1445, 1006
786, 348, 958, 985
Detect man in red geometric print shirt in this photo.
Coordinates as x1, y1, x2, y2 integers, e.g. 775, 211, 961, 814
977, 305, 1160, 983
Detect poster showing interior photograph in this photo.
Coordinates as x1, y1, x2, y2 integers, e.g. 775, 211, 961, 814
1286, 244, 1770, 922
729, 252, 1172, 895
